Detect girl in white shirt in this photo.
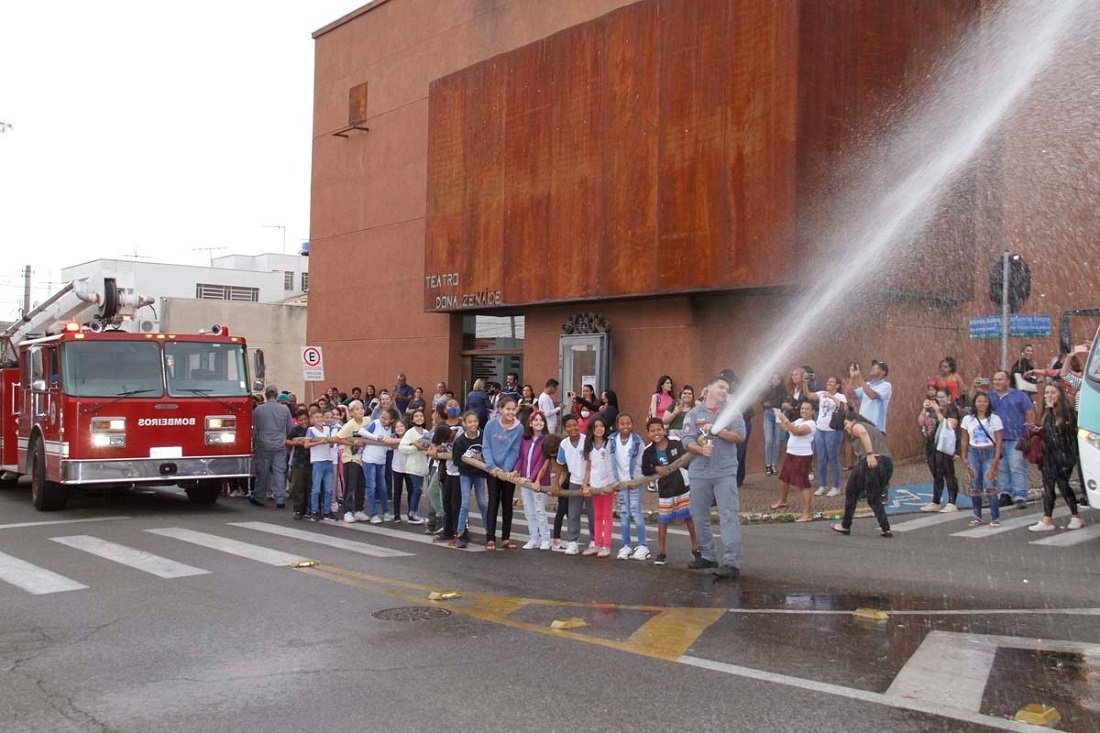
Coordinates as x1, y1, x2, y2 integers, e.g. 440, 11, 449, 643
772, 402, 818, 522
960, 392, 1003, 527
582, 417, 616, 557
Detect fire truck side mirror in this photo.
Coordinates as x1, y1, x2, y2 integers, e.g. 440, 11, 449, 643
253, 349, 266, 381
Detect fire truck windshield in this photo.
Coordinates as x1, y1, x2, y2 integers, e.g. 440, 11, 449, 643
61, 341, 164, 397
164, 341, 249, 398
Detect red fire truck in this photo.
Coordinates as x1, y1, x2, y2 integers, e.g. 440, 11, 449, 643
1, 276, 255, 510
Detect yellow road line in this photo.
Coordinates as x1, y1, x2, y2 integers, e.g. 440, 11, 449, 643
298, 564, 725, 660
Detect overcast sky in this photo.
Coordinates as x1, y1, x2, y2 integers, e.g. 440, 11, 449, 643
0, 1, 366, 320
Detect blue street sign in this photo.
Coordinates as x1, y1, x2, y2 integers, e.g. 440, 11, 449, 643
968, 314, 1051, 340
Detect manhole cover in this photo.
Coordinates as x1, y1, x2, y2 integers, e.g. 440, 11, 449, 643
371, 606, 453, 621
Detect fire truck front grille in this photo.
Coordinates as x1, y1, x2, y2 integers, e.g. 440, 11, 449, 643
60, 457, 252, 485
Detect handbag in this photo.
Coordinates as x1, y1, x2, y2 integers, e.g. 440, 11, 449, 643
934, 419, 956, 456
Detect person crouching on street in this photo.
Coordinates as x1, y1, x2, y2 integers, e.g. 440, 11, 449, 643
831, 409, 893, 537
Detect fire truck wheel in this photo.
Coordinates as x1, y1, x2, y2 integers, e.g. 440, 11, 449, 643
30, 439, 69, 511
185, 481, 221, 504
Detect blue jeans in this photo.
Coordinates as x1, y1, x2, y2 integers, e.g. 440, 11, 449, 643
815, 429, 843, 490
763, 409, 781, 467
969, 445, 1000, 521
310, 461, 334, 515
689, 475, 741, 568
618, 486, 647, 547
997, 443, 1029, 501
458, 474, 487, 536
364, 462, 389, 517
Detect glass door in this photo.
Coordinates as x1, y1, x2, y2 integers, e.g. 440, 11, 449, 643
559, 333, 610, 404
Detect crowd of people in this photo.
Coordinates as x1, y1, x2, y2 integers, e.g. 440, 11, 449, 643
248, 372, 749, 577
246, 342, 1090, 574
917, 344, 1088, 532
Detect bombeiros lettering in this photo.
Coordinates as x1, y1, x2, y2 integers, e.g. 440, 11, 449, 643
137, 418, 197, 427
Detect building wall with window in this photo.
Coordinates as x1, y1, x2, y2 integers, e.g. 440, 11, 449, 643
61, 255, 309, 334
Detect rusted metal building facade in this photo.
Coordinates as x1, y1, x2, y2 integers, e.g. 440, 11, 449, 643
308, 0, 1099, 458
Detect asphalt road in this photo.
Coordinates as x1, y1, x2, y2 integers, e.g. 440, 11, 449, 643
0, 480, 1097, 733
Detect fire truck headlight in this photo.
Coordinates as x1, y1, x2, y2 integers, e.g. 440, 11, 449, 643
205, 416, 237, 446
90, 417, 126, 448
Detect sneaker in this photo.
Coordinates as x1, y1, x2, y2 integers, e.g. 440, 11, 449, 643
324, 513, 337, 522
691, 548, 703, 560
383, 512, 395, 522
1027, 521, 1055, 532
998, 494, 1013, 508
653, 553, 667, 566
369, 515, 383, 525
310, 513, 322, 522
920, 503, 940, 512
522, 539, 538, 550
596, 547, 611, 558
343, 511, 357, 523
1015, 500, 1028, 510
248, 498, 265, 507
275, 503, 286, 509
453, 538, 468, 549
814, 487, 828, 497
825, 488, 841, 498
688, 557, 717, 570
713, 566, 740, 580
632, 545, 651, 561
407, 514, 427, 525
564, 541, 580, 555
1066, 516, 1084, 530
581, 544, 599, 557
617, 546, 633, 560
292, 512, 304, 520
940, 503, 958, 513
538, 540, 551, 550
354, 511, 370, 522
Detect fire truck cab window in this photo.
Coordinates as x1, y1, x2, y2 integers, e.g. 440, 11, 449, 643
61, 341, 164, 397
165, 342, 249, 398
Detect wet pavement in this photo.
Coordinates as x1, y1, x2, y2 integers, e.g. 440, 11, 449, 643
0, 481, 1097, 732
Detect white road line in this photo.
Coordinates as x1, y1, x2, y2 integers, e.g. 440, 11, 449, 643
228, 522, 414, 558
677, 654, 1035, 733
950, 507, 1070, 538
334, 522, 486, 552
0, 550, 88, 595
0, 516, 130, 531
145, 528, 309, 567
49, 535, 210, 579
889, 511, 971, 533
887, 631, 1100, 715
1029, 521, 1100, 547
885, 631, 994, 710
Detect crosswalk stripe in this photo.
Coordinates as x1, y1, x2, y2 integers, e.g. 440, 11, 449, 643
0, 550, 88, 595
949, 508, 1071, 538
49, 535, 210, 578
1029, 522, 1100, 547
890, 511, 971, 533
145, 527, 309, 566
334, 521, 486, 552
228, 522, 414, 558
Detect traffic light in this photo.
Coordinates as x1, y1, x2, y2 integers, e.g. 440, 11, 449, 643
988, 254, 1030, 313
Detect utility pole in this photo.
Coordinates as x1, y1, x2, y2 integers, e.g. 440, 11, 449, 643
22, 266, 31, 317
